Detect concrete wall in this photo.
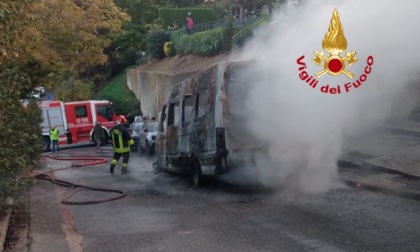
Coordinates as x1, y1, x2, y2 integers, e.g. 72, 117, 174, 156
127, 68, 197, 118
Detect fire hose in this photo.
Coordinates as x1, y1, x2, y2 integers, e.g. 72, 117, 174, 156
35, 155, 126, 205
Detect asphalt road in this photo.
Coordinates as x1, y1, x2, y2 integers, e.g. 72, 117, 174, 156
26, 145, 420, 252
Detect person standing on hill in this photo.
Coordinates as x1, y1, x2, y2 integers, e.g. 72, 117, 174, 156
109, 115, 134, 174
186, 12, 194, 35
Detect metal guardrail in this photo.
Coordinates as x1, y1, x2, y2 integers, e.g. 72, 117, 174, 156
181, 9, 263, 34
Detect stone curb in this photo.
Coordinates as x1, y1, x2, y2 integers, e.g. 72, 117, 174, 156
342, 178, 420, 201
339, 155, 420, 201
339, 149, 420, 180
382, 126, 420, 138
363, 159, 420, 179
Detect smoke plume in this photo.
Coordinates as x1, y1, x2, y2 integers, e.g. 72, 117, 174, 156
232, 0, 420, 193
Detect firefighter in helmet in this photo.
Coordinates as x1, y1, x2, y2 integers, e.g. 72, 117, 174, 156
109, 115, 134, 174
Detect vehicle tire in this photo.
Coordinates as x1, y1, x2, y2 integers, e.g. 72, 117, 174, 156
92, 134, 97, 145
192, 158, 203, 187
42, 136, 51, 152
100, 129, 109, 144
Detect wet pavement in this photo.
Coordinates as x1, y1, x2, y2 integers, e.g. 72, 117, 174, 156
342, 120, 420, 178
2, 141, 417, 252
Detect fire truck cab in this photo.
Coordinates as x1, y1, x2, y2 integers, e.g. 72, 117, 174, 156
40, 100, 117, 151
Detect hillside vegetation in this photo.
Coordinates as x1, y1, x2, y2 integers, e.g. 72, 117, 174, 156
103, 13, 269, 116
95, 72, 141, 118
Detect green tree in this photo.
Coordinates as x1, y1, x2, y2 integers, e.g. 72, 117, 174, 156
114, 0, 168, 52
18, 0, 129, 86
0, 0, 42, 214
104, 0, 171, 77
0, 0, 130, 213
146, 31, 170, 59
53, 77, 94, 102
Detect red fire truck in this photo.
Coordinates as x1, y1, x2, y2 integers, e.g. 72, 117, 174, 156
40, 100, 118, 151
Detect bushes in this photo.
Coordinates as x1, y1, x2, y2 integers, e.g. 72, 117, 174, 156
172, 28, 224, 56
170, 30, 188, 55
233, 24, 254, 47
170, 17, 234, 56
193, 30, 224, 56
146, 15, 270, 58
145, 31, 170, 59
233, 16, 270, 48
0, 65, 42, 214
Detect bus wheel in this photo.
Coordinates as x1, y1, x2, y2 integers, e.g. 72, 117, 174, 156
192, 158, 203, 187
42, 136, 51, 152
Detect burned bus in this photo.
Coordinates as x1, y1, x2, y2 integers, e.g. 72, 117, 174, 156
155, 60, 266, 185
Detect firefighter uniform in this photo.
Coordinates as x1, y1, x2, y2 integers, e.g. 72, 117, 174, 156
110, 116, 134, 174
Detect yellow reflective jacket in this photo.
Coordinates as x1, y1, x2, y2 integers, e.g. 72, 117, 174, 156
110, 124, 134, 153
50, 128, 59, 141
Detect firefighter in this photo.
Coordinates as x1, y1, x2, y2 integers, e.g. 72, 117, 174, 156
109, 115, 134, 174
50, 125, 59, 153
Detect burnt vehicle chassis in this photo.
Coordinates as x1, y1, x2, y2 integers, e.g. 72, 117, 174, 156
155, 61, 261, 185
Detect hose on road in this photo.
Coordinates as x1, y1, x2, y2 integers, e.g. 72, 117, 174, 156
35, 155, 126, 205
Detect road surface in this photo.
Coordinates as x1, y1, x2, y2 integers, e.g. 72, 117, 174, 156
22, 145, 420, 252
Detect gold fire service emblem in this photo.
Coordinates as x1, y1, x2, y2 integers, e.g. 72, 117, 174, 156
312, 9, 358, 78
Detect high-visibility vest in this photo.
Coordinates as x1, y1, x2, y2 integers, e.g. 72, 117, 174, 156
50, 128, 59, 140
110, 125, 134, 153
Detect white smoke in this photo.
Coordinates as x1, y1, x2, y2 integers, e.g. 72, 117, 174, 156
233, 0, 420, 193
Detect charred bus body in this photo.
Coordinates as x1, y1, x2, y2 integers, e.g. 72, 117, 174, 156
156, 61, 264, 185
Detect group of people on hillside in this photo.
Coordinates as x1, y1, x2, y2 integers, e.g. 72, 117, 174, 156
168, 12, 194, 35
